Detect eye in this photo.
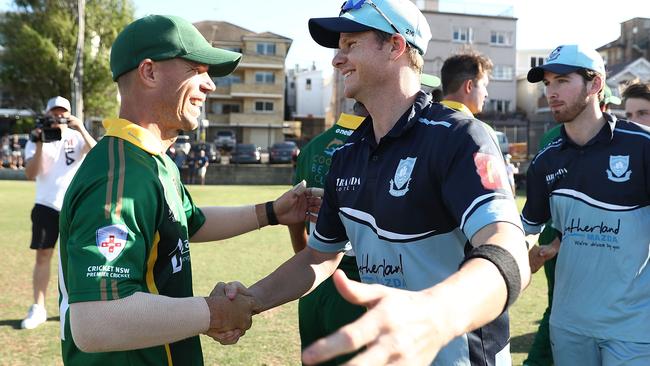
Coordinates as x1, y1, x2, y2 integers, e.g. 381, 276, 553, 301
626, 112, 633, 118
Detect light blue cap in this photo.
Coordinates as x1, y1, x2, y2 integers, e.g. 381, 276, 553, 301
527, 44, 606, 83
308, 0, 432, 55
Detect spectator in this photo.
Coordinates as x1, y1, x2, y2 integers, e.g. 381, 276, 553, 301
20, 96, 96, 329
196, 149, 209, 185
622, 81, 650, 126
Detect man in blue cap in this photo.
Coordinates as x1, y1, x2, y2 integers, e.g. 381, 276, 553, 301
522, 44, 650, 365
221, 0, 530, 364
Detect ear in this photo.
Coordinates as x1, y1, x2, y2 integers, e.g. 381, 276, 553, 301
590, 74, 604, 96
463, 78, 474, 94
389, 34, 408, 60
137, 59, 157, 88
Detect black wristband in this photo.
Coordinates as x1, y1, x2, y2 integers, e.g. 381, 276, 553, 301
265, 201, 279, 225
461, 244, 521, 312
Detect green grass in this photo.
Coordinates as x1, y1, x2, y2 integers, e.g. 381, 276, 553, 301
0, 181, 548, 365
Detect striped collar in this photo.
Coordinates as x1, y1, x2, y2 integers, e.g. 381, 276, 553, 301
441, 100, 473, 117
102, 118, 164, 155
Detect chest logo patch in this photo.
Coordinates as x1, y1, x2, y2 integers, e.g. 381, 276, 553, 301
96, 225, 128, 262
606, 155, 631, 182
389, 157, 416, 197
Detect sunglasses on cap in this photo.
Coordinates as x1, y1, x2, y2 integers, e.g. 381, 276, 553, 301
340, 0, 411, 47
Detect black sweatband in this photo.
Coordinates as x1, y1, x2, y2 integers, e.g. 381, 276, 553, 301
461, 244, 521, 311
265, 201, 279, 225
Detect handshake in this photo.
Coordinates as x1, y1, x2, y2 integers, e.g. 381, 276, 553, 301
203, 281, 260, 345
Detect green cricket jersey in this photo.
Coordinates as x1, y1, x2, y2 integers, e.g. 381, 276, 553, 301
293, 113, 365, 188
58, 118, 206, 365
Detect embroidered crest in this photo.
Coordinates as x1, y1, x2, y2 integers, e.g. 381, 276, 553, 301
547, 46, 563, 62
96, 225, 128, 262
606, 155, 631, 182
389, 157, 416, 197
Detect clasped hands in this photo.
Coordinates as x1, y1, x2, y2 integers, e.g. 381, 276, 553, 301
203, 281, 259, 345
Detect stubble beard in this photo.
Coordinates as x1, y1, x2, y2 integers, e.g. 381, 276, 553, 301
552, 87, 589, 124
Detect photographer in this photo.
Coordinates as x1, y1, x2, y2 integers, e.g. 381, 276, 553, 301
21, 96, 96, 329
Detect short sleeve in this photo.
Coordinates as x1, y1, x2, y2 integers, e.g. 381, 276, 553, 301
521, 158, 551, 235
24, 140, 36, 161
440, 121, 522, 240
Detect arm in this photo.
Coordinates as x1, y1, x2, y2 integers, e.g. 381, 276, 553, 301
302, 221, 530, 365
66, 115, 96, 153
70, 288, 256, 352
248, 246, 343, 313
24, 140, 42, 180
288, 222, 308, 253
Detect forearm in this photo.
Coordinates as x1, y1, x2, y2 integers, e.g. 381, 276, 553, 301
70, 292, 209, 352
250, 247, 342, 312
191, 204, 269, 242
288, 222, 308, 253
24, 145, 42, 180
79, 127, 97, 152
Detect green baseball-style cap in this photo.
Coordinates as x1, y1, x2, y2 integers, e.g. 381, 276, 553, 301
420, 73, 440, 88
110, 15, 242, 81
602, 84, 622, 106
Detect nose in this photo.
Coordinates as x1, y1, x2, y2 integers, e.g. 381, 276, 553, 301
200, 73, 216, 93
332, 50, 345, 69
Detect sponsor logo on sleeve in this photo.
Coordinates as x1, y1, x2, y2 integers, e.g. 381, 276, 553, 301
473, 152, 508, 191
389, 157, 416, 197
606, 155, 631, 182
96, 224, 128, 262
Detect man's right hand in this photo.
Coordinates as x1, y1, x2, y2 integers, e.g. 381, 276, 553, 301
203, 282, 257, 344
528, 239, 560, 273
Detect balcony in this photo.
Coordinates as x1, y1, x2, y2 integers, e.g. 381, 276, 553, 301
206, 112, 284, 127
211, 83, 283, 98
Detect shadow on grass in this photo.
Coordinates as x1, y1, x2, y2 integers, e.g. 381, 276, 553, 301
0, 316, 59, 329
511, 331, 537, 353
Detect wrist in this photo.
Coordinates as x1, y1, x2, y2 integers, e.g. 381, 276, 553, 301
265, 201, 279, 225
255, 203, 268, 227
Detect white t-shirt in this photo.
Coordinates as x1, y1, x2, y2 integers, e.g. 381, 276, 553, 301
24, 128, 87, 211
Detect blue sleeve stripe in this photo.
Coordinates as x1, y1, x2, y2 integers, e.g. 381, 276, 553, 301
552, 189, 641, 211
308, 234, 351, 253
339, 207, 436, 242
520, 214, 543, 226
312, 229, 342, 243
418, 117, 452, 128
460, 192, 510, 229
522, 221, 544, 235
531, 140, 562, 165
463, 198, 523, 239
615, 128, 650, 141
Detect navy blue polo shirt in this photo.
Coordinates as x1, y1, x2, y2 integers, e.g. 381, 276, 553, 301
521, 113, 650, 342
308, 91, 522, 366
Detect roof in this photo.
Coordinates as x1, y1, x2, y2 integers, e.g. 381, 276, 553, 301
193, 21, 291, 43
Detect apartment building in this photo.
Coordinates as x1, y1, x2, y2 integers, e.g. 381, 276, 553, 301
195, 21, 292, 149
285, 65, 333, 140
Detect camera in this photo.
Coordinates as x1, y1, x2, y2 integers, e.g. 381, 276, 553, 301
30, 115, 68, 142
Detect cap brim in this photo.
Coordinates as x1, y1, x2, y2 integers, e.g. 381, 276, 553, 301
184, 47, 242, 77
420, 73, 441, 88
605, 95, 622, 105
527, 64, 580, 83
308, 17, 376, 49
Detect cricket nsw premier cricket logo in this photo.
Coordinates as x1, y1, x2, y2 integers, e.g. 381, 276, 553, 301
96, 224, 128, 262
389, 157, 416, 197
606, 155, 631, 182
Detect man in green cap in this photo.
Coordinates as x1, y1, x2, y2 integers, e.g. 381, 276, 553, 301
58, 15, 316, 365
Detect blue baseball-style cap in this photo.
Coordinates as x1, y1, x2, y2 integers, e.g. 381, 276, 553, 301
308, 0, 432, 55
527, 45, 606, 83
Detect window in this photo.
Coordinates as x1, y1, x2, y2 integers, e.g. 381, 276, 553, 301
214, 74, 242, 86
492, 65, 513, 81
256, 42, 276, 55
530, 57, 545, 68
255, 101, 274, 112
490, 31, 511, 46
255, 71, 275, 84
452, 27, 472, 43
306, 78, 312, 90
211, 102, 241, 114
488, 100, 510, 113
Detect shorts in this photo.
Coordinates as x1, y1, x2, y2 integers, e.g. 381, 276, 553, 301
550, 325, 650, 366
198, 166, 207, 177
298, 255, 366, 366
30, 204, 60, 250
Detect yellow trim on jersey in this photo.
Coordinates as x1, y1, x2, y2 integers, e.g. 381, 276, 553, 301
441, 100, 473, 117
103, 118, 164, 155
336, 113, 365, 130
145, 231, 173, 365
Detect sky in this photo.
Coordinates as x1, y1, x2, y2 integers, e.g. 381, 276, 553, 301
1, 0, 648, 75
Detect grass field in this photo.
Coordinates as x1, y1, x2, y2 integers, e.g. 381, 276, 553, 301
0, 180, 548, 365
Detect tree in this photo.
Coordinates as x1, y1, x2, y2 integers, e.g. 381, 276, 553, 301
0, 0, 133, 118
